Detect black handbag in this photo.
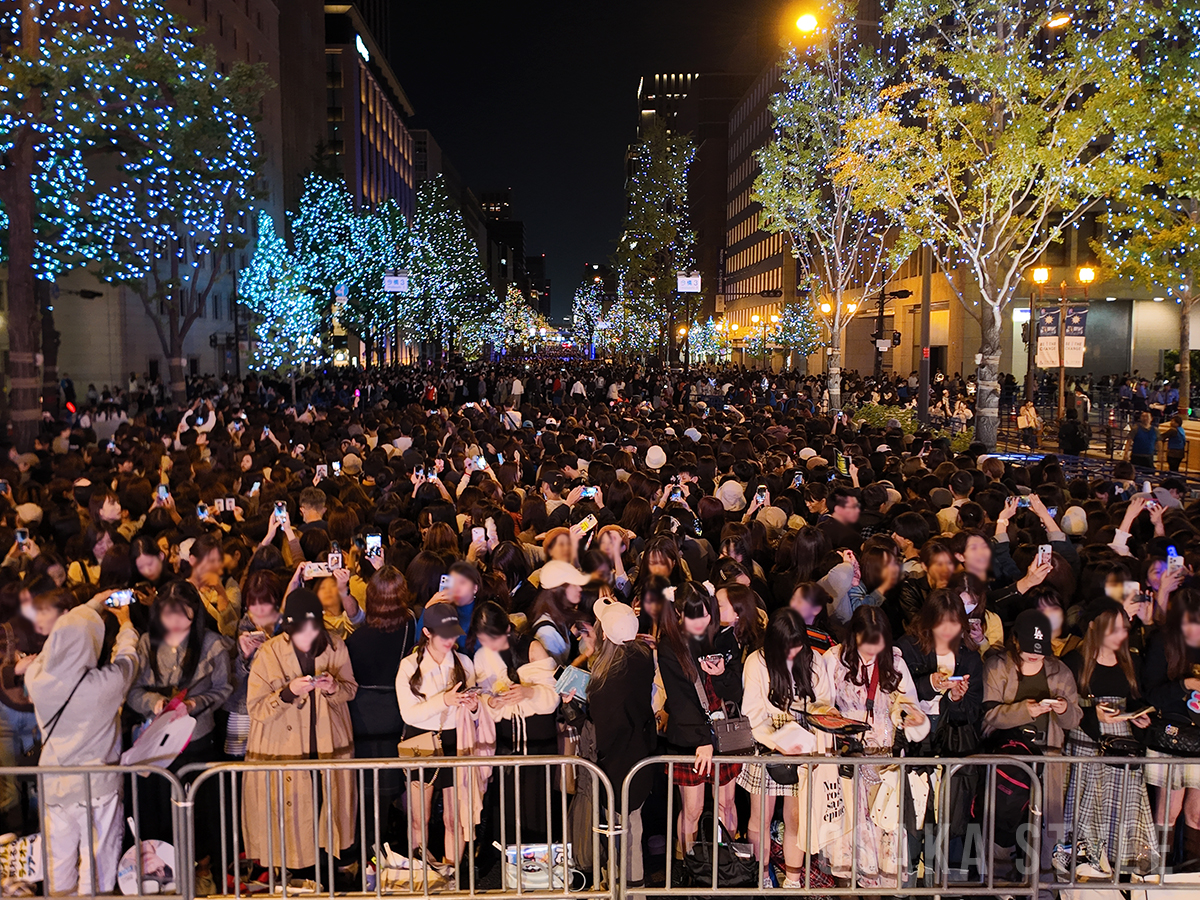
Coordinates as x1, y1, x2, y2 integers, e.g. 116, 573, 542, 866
1097, 734, 1144, 762
693, 676, 754, 754
1145, 714, 1200, 756
682, 814, 758, 889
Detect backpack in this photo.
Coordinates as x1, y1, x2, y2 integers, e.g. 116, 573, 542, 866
974, 733, 1040, 848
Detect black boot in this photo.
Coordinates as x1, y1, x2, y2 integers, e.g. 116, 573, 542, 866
1179, 824, 1200, 872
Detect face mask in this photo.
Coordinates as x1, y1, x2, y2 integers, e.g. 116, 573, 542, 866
1046, 610, 1064, 633
1105, 583, 1125, 602
961, 591, 978, 615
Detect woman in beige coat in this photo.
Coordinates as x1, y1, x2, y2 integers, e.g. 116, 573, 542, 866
243, 590, 359, 871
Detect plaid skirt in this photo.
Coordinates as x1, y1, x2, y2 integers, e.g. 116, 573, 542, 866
1065, 726, 1161, 872
1144, 749, 1200, 789
737, 714, 805, 797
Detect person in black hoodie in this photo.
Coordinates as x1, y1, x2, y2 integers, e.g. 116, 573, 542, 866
655, 581, 744, 849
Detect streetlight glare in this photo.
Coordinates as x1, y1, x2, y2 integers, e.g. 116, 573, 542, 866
751, 314, 761, 324
770, 314, 780, 323
846, 302, 857, 314
820, 302, 833, 314
1078, 266, 1096, 284
796, 13, 818, 32
1046, 12, 1072, 28
1032, 267, 1051, 284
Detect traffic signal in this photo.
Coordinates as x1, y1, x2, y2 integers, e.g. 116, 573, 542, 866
892, 331, 902, 347
1021, 323, 1030, 343
758, 289, 783, 298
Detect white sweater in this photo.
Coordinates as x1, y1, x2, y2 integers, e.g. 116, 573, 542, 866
472, 647, 559, 720
395, 647, 476, 732
740, 649, 833, 752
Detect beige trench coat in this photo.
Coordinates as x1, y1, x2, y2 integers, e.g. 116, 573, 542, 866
241, 633, 359, 869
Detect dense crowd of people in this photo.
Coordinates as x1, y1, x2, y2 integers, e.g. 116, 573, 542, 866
2, 358, 1199, 894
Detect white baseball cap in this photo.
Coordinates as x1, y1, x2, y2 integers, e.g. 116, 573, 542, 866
593, 598, 639, 645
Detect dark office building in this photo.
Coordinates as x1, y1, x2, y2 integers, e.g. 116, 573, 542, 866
527, 255, 552, 318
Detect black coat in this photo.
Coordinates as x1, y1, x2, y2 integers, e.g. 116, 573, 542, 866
590, 644, 658, 809
896, 635, 984, 728
657, 637, 744, 749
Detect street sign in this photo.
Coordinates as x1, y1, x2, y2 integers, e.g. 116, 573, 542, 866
677, 272, 702, 293
334, 283, 349, 303
383, 273, 408, 293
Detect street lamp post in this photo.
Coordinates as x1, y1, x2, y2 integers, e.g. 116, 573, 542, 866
1058, 279, 1068, 421
1029, 267, 1050, 404
678, 326, 689, 371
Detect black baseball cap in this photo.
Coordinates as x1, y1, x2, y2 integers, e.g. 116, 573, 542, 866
424, 602, 465, 639
1014, 609, 1051, 657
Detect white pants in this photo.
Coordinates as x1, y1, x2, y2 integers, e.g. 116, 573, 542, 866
44, 793, 123, 896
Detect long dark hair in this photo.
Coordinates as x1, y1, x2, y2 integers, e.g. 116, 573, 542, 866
148, 580, 207, 688
1081, 605, 1140, 698
657, 581, 717, 682
471, 600, 527, 683
913, 589, 967, 655
790, 526, 830, 582
840, 606, 901, 693
1164, 588, 1200, 680
408, 631, 467, 701
721, 583, 764, 652
763, 608, 815, 709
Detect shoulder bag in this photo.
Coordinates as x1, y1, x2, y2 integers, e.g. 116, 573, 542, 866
20, 671, 88, 766
1145, 714, 1200, 757
693, 674, 753, 754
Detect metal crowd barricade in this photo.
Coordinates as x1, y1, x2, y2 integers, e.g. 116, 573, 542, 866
179, 755, 617, 900
620, 754, 1045, 898
0, 762, 185, 900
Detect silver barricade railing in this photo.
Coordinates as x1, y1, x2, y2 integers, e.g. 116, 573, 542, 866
0, 762, 185, 900
179, 755, 617, 900
1046, 753, 1200, 892
620, 754, 1045, 897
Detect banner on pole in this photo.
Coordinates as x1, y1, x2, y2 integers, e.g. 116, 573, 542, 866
1036, 306, 1088, 368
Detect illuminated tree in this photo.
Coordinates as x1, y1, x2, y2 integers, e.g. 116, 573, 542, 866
755, 0, 892, 409
614, 117, 695, 361
835, 0, 1159, 446
572, 279, 605, 356
345, 199, 410, 365
474, 285, 538, 357
1095, 0, 1200, 411
406, 176, 492, 359
686, 317, 723, 362
240, 212, 324, 374
772, 299, 825, 369
0, 0, 266, 439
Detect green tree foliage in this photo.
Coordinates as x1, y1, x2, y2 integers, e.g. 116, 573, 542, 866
835, 0, 1157, 446
754, 0, 890, 407
1095, 0, 1200, 412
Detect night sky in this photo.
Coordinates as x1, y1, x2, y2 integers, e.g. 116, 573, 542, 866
390, 0, 778, 320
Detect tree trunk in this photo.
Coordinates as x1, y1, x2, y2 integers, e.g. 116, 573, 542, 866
41, 301, 60, 416
4, 137, 43, 450
827, 344, 842, 412
1182, 296, 1193, 419
974, 303, 1003, 448
168, 329, 187, 407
